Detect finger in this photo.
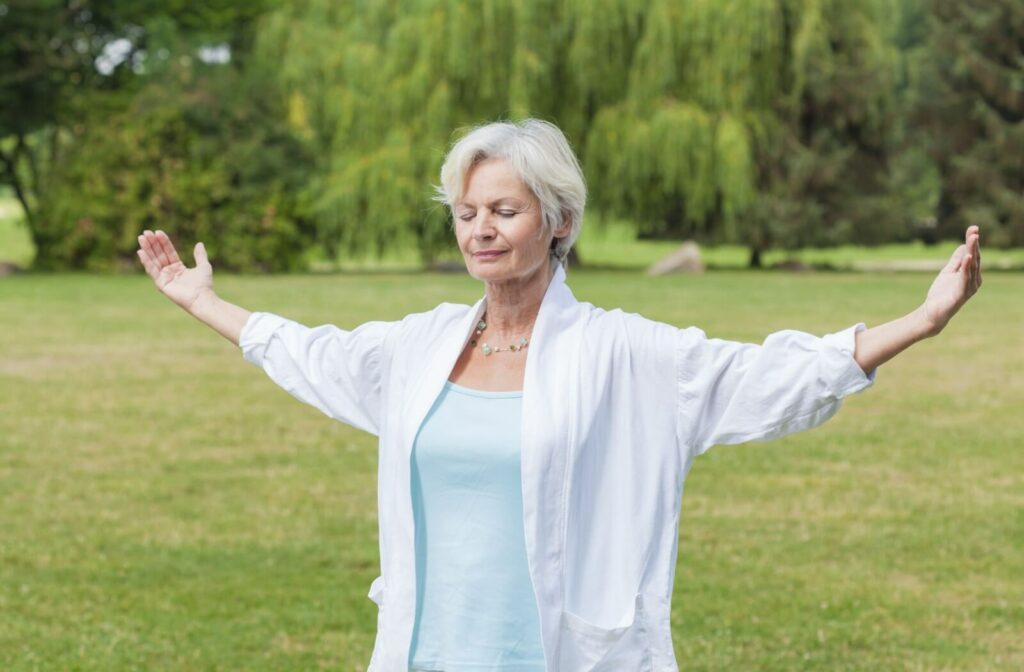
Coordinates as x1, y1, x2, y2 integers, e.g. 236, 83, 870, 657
138, 248, 163, 284
150, 230, 171, 267
136, 249, 157, 279
947, 244, 966, 272
194, 241, 210, 268
973, 245, 981, 286
973, 243, 983, 292
140, 231, 159, 265
965, 225, 978, 248
149, 228, 174, 264
155, 230, 182, 265
145, 230, 170, 267
138, 233, 163, 269
969, 233, 981, 278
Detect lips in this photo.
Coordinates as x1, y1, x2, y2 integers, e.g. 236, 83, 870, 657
474, 250, 507, 258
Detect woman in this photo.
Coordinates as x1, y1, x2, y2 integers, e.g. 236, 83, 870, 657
137, 119, 982, 672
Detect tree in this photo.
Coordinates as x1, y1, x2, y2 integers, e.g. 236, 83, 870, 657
0, 0, 283, 269
257, 0, 911, 266
36, 56, 313, 271
918, 0, 1024, 248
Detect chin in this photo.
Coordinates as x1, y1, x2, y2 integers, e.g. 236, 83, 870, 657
468, 267, 512, 283
466, 258, 516, 283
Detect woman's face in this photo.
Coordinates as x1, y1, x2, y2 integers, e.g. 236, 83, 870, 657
455, 158, 567, 285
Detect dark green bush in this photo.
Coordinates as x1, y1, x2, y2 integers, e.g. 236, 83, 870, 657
34, 64, 314, 273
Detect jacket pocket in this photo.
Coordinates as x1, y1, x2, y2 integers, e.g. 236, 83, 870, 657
368, 575, 387, 607
366, 576, 387, 671
558, 592, 653, 672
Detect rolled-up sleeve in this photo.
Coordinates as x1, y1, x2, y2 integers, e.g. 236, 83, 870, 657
677, 323, 876, 459
239, 311, 395, 436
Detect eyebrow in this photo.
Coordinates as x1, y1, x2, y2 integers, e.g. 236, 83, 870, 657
455, 197, 527, 209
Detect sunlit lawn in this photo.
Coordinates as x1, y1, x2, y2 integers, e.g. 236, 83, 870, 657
0, 198, 33, 269
1, 265, 1021, 670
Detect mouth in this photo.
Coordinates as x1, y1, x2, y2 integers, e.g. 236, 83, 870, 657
473, 250, 508, 259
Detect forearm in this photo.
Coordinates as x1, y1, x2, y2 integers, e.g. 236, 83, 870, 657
853, 304, 935, 374
187, 290, 252, 347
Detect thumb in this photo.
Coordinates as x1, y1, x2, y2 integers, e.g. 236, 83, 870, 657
945, 244, 966, 272
194, 241, 211, 268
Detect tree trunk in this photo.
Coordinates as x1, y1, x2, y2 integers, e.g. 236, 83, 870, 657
748, 246, 763, 268
0, 147, 34, 229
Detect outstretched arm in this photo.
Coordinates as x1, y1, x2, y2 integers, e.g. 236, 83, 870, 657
137, 229, 251, 346
139, 228, 393, 433
853, 226, 982, 373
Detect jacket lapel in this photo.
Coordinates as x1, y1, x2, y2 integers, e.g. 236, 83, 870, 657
520, 264, 587, 665
385, 293, 486, 659
400, 296, 486, 458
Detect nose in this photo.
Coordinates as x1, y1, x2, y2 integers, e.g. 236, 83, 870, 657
470, 209, 497, 240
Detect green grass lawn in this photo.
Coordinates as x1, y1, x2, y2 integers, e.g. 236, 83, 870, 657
0, 197, 34, 269
1, 268, 1021, 670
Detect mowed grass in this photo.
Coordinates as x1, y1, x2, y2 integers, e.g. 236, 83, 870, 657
0, 197, 34, 269
1, 267, 1022, 670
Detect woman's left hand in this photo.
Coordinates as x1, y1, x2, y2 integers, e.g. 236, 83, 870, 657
922, 225, 982, 336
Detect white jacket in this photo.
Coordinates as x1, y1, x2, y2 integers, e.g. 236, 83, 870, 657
239, 265, 875, 671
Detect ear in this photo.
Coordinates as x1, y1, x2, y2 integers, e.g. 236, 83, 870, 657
554, 209, 573, 239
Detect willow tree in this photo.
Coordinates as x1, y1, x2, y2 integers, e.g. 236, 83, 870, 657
256, 0, 907, 265
254, 0, 565, 261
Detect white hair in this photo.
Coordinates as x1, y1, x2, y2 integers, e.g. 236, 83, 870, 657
434, 119, 587, 268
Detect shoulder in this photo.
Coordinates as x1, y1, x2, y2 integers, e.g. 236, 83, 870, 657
576, 303, 682, 365
394, 301, 475, 339
582, 303, 680, 342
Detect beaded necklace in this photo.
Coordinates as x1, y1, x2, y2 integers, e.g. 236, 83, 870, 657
469, 316, 530, 356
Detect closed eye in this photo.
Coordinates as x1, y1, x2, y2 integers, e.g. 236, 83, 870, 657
457, 209, 517, 221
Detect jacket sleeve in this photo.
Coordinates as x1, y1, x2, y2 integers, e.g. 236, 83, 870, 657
676, 323, 876, 459
239, 311, 395, 436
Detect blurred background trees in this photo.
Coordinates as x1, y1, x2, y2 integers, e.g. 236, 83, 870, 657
915, 0, 1024, 249
0, 0, 1019, 271
0, 0, 307, 271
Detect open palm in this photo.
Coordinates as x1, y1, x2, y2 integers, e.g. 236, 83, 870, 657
136, 229, 213, 312
923, 225, 982, 335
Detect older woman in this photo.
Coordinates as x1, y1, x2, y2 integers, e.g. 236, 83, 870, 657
137, 119, 981, 672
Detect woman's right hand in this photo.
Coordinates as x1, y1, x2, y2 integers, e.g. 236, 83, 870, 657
137, 229, 214, 313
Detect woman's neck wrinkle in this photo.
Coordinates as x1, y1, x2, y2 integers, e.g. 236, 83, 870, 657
482, 262, 553, 337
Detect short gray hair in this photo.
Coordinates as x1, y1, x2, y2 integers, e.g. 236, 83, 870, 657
434, 119, 587, 267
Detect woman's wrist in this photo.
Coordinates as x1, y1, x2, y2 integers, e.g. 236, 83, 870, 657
914, 303, 943, 340
187, 288, 220, 320
186, 289, 251, 346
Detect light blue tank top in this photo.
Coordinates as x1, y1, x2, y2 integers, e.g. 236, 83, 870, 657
408, 381, 545, 671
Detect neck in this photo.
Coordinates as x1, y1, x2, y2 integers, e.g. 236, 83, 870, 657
482, 258, 556, 337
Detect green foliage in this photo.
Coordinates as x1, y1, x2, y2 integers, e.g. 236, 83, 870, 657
759, 0, 915, 253
3, 0, 1015, 271
0, 0, 299, 271
255, 0, 925, 266
35, 60, 313, 272
917, 0, 1024, 248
